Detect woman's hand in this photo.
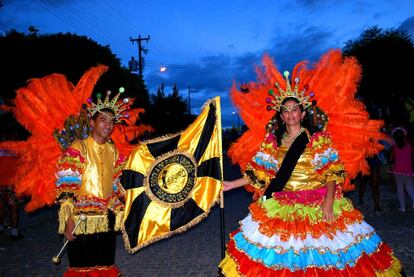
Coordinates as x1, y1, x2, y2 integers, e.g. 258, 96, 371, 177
320, 199, 334, 223
223, 181, 237, 191
223, 178, 249, 192
320, 181, 335, 223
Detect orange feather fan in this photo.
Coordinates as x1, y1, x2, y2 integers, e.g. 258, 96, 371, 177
228, 49, 385, 191
112, 104, 154, 157
0, 65, 151, 211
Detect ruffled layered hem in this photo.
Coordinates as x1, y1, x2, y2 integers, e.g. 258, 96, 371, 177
63, 265, 121, 277
219, 246, 401, 276
218, 190, 402, 276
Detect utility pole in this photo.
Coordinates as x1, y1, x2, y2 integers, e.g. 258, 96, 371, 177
130, 35, 150, 79
188, 85, 198, 114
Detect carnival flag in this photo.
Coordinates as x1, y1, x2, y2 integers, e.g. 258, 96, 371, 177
120, 97, 223, 253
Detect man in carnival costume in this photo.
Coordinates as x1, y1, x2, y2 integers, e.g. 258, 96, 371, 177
0, 65, 150, 277
218, 50, 403, 276
55, 90, 129, 276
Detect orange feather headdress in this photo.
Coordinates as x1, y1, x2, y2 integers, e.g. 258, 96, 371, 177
0, 65, 152, 211
227, 49, 385, 191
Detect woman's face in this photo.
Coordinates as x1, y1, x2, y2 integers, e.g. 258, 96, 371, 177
280, 99, 305, 127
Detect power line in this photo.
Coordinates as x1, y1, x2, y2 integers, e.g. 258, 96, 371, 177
99, 0, 143, 33
68, 2, 119, 39
88, 0, 140, 41
0, 22, 11, 32
98, 0, 167, 62
144, 61, 246, 71
37, 0, 108, 43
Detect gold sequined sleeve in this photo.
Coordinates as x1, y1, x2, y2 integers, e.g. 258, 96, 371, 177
243, 133, 279, 192
55, 140, 86, 233
309, 132, 346, 186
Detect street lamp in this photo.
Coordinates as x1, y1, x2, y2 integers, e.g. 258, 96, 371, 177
232, 110, 240, 130
145, 66, 167, 77
128, 61, 166, 98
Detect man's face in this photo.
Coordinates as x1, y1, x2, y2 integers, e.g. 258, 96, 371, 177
90, 111, 115, 142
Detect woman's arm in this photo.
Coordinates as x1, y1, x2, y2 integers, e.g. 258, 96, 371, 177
223, 177, 249, 191
321, 181, 335, 222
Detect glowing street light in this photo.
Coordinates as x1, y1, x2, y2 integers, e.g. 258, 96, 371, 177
232, 110, 240, 130
145, 66, 167, 76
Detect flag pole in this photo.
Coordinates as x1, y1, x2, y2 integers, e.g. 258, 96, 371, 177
216, 96, 226, 259
220, 189, 225, 259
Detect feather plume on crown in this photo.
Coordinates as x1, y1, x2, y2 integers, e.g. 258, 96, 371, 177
87, 87, 131, 122
266, 70, 313, 111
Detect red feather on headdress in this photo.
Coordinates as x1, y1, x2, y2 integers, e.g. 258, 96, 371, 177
228, 50, 385, 191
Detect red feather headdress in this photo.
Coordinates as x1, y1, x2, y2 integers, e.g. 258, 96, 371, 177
227, 50, 385, 191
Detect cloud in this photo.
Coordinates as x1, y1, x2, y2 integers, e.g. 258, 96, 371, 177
147, 54, 234, 94
266, 25, 335, 70
398, 16, 414, 37
373, 12, 383, 19
144, 52, 258, 127
144, 23, 335, 127
145, 51, 261, 110
3, 0, 71, 6
295, 0, 331, 8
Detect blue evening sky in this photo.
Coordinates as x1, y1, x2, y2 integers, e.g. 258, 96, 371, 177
1, 0, 413, 127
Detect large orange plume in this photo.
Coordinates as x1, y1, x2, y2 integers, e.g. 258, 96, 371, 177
228, 50, 385, 191
112, 106, 154, 157
0, 65, 151, 211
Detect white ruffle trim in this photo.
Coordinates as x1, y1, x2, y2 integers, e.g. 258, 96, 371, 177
239, 214, 374, 253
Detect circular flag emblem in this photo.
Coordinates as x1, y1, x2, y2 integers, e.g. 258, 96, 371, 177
146, 151, 197, 207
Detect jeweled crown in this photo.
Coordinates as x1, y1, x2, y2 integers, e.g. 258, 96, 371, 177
87, 87, 130, 122
266, 71, 312, 111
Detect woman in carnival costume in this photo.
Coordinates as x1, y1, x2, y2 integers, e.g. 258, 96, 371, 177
218, 50, 402, 276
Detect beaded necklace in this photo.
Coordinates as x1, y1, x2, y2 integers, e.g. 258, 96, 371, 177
282, 127, 305, 146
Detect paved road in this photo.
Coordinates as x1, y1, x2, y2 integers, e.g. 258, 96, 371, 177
1, 160, 413, 276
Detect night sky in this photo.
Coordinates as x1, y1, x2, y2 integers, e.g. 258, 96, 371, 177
1, 0, 413, 127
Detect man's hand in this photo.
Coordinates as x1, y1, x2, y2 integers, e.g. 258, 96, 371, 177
64, 217, 76, 241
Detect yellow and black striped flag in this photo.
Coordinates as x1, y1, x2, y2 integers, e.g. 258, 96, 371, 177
120, 97, 223, 253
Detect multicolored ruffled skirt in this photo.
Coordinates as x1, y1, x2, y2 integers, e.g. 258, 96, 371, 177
219, 187, 402, 276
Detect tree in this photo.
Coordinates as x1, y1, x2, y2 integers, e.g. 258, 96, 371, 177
343, 26, 414, 123
172, 83, 179, 97
28, 26, 39, 35
145, 83, 195, 136
0, 30, 150, 138
0, 30, 149, 109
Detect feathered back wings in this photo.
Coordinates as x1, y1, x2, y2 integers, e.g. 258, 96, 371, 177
228, 50, 385, 190
227, 57, 287, 170
0, 65, 151, 211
